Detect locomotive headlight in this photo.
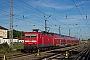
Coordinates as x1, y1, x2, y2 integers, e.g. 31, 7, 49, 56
25, 40, 30, 42
32, 40, 37, 42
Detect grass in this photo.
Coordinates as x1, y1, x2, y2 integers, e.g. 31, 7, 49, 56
13, 43, 24, 49
0, 43, 24, 57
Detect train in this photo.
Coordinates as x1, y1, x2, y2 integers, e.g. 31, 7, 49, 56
24, 30, 80, 52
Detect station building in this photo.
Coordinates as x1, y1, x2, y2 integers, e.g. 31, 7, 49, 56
0, 26, 23, 45
0, 26, 8, 38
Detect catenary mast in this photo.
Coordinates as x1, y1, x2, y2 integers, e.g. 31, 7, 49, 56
10, 0, 13, 48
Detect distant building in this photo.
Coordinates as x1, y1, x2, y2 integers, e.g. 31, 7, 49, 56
82, 40, 88, 44
0, 26, 24, 44
0, 26, 8, 38
19, 40, 24, 43
18, 36, 24, 43
0, 36, 3, 44
0, 38, 19, 45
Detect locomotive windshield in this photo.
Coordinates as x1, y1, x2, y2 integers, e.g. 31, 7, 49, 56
25, 34, 37, 38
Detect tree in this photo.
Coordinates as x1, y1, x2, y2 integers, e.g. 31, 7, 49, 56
7, 29, 24, 39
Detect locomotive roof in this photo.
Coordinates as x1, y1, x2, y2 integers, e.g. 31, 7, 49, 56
24, 31, 78, 40
41, 31, 59, 35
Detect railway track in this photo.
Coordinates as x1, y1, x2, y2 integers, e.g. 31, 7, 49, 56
1, 44, 89, 60
73, 46, 90, 60
1, 45, 77, 60
86, 49, 90, 60
41, 44, 90, 60
8, 53, 31, 58
43, 52, 66, 60
40, 45, 81, 60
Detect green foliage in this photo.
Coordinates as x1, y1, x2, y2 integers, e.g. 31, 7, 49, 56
0, 42, 10, 53
7, 29, 24, 39
0, 42, 24, 53
13, 43, 24, 49
2, 43, 9, 48
0, 43, 24, 57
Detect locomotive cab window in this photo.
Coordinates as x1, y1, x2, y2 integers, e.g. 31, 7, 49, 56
25, 34, 37, 38
31, 34, 37, 38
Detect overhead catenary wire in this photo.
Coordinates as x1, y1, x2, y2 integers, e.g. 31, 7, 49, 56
19, 0, 72, 28
0, 0, 49, 31
0, 10, 43, 28
72, 0, 90, 39
80, 0, 89, 22
43, 0, 90, 32
42, 0, 88, 30
18, 0, 58, 27
5, 0, 44, 23
71, 0, 90, 34
0, 0, 78, 32
0, 0, 90, 39
71, 0, 89, 25
1, 0, 89, 28
9, 0, 69, 32
0, 0, 80, 29
1, 0, 45, 28
43, 0, 72, 28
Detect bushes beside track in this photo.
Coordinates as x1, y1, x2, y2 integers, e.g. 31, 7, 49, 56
0, 42, 11, 53
0, 42, 24, 54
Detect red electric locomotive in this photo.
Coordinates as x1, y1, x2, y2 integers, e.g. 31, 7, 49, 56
24, 30, 80, 52
24, 31, 55, 52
